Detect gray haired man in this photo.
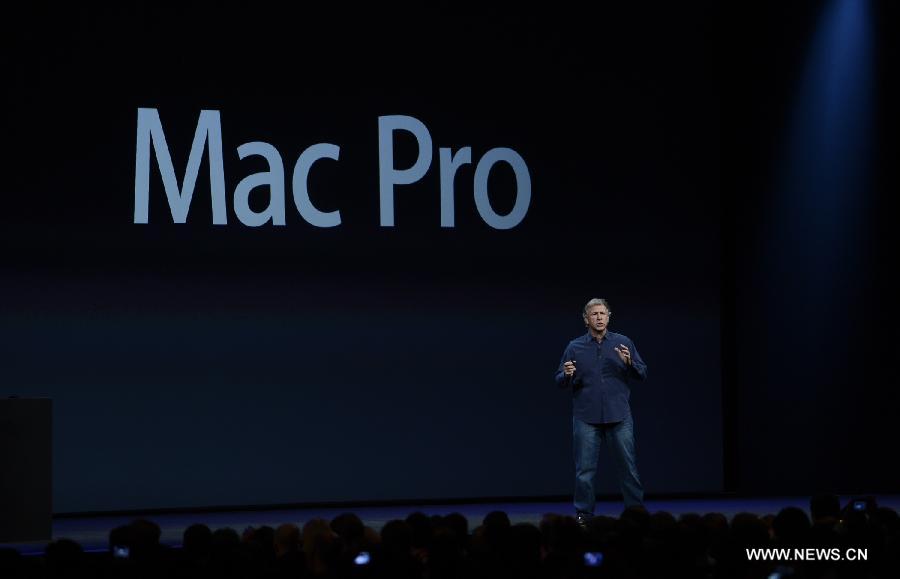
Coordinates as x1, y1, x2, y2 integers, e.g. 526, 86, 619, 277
555, 298, 647, 527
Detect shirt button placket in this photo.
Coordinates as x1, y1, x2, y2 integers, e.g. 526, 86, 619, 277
598, 342, 604, 383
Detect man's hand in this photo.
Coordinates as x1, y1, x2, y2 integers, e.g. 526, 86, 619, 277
563, 360, 576, 377
614, 344, 632, 366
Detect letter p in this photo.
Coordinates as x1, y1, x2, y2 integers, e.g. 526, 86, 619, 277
377, 115, 432, 227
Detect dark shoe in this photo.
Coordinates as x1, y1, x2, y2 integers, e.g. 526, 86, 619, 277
575, 512, 592, 530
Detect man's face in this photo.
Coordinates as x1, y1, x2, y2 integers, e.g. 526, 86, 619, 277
584, 305, 610, 333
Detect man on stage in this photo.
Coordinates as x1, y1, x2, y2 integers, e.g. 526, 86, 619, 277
554, 298, 648, 527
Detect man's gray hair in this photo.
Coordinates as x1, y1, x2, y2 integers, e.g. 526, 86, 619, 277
582, 298, 612, 317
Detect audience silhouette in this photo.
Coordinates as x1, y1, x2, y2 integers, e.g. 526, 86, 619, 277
0, 495, 895, 578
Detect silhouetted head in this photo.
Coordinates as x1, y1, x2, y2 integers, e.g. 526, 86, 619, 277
109, 524, 133, 552
183, 523, 212, 559
274, 523, 301, 556
539, 514, 581, 555
301, 519, 332, 556
45, 539, 85, 573
0, 548, 24, 577
381, 519, 413, 556
331, 512, 364, 544
482, 510, 511, 552
773, 507, 811, 544
444, 513, 469, 540
508, 523, 542, 568
731, 513, 769, 546
406, 512, 433, 550
620, 505, 650, 531
810, 493, 841, 523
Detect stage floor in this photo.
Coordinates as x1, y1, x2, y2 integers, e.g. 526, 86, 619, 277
5, 495, 899, 555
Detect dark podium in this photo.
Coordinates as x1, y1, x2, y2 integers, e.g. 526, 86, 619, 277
1, 397, 52, 543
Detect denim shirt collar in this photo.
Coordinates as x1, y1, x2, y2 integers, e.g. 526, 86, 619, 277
581, 331, 613, 345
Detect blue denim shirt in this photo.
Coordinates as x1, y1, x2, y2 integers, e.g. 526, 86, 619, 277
554, 331, 647, 424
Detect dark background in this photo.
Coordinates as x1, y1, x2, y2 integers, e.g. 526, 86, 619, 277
723, 0, 899, 495
1, 1, 896, 513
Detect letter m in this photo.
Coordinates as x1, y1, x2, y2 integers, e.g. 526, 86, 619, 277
134, 108, 227, 224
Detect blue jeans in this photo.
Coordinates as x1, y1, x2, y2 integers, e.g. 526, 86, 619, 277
573, 414, 644, 514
